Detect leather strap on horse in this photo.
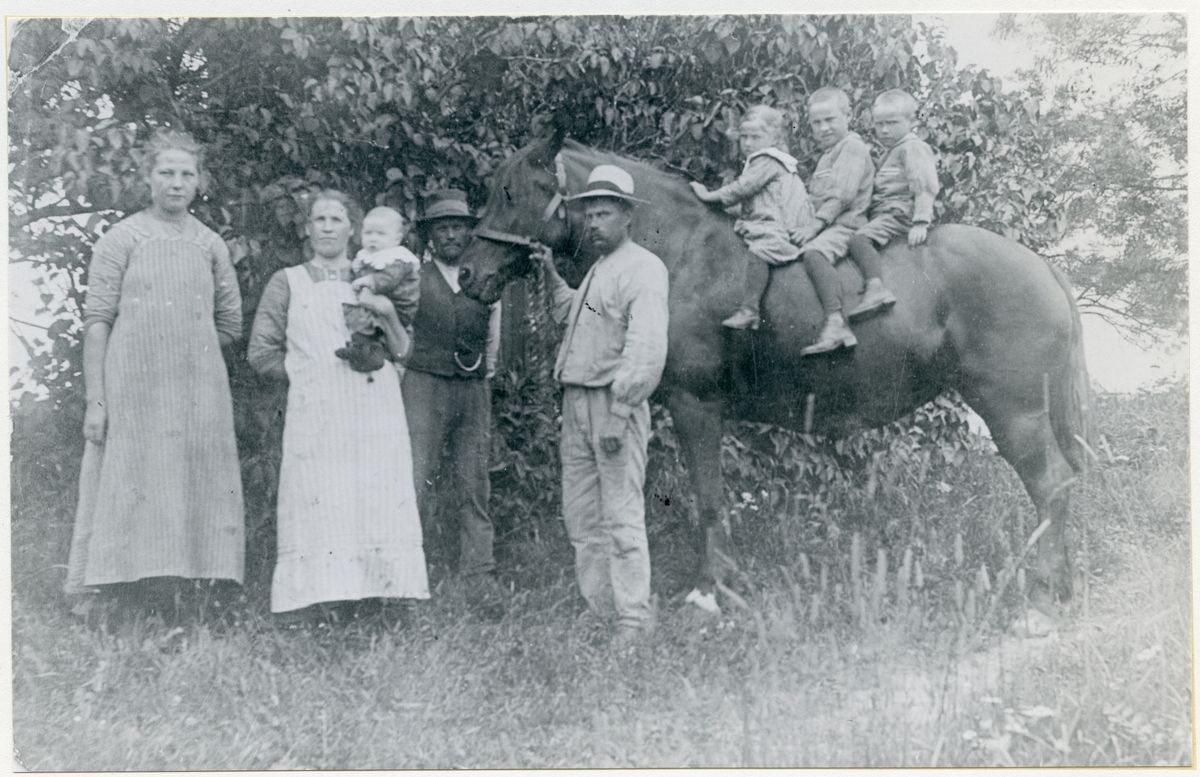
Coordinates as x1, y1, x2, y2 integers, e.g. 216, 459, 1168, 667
541, 152, 568, 221
474, 228, 534, 247
473, 153, 568, 249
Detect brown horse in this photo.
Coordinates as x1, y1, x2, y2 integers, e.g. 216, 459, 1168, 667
458, 129, 1090, 614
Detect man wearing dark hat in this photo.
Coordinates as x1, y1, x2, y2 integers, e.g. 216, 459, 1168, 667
402, 190, 502, 608
535, 165, 669, 647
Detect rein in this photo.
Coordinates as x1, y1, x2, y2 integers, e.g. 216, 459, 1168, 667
473, 152, 568, 250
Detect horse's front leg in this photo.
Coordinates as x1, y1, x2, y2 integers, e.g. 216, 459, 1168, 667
668, 388, 736, 613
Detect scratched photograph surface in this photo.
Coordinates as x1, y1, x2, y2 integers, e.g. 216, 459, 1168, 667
6, 7, 1190, 770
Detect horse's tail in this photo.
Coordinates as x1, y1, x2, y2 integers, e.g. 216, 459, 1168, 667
1047, 263, 1093, 472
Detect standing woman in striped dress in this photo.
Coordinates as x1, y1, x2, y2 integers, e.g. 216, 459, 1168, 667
248, 191, 428, 624
66, 130, 246, 615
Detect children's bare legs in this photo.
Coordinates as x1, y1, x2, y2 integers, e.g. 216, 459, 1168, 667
721, 255, 772, 330
846, 235, 897, 320
799, 250, 857, 355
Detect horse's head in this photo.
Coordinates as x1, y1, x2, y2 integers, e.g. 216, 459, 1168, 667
459, 126, 573, 304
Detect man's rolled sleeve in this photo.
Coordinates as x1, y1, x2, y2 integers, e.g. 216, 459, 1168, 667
485, 300, 502, 378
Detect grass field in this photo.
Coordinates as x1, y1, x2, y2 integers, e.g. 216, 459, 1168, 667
11, 383, 1192, 769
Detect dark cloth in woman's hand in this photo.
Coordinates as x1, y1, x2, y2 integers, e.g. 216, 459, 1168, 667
335, 331, 389, 374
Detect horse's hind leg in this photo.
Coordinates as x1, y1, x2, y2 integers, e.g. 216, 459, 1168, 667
977, 400, 1077, 612
668, 388, 735, 611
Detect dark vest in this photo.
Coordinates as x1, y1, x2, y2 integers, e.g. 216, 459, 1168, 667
407, 261, 491, 379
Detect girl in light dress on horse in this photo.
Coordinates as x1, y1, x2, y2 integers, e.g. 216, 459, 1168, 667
248, 190, 428, 625
690, 105, 815, 332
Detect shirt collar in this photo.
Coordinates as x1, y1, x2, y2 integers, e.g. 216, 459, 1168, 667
748, 147, 799, 173
433, 258, 462, 293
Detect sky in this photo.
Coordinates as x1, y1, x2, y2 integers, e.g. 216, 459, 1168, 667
917, 14, 1188, 393
6, 12, 1189, 395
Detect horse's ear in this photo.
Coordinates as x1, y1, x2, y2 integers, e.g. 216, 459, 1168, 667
529, 114, 567, 168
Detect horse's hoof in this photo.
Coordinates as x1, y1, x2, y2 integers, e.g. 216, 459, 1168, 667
685, 588, 720, 614
1009, 607, 1056, 638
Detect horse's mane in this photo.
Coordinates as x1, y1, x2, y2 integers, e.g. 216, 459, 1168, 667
557, 139, 698, 201
490, 134, 744, 278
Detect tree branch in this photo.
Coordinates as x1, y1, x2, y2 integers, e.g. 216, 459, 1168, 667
11, 201, 118, 230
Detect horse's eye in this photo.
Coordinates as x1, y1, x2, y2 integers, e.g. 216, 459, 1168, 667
503, 186, 512, 202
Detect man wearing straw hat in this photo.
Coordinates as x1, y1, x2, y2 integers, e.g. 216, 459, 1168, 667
403, 189, 503, 614
535, 165, 669, 647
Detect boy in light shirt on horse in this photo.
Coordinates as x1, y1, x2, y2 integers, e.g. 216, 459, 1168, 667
848, 89, 940, 319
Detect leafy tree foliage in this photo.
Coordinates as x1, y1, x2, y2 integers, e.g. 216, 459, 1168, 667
9, 15, 1080, 398
8, 15, 1153, 580
995, 13, 1187, 336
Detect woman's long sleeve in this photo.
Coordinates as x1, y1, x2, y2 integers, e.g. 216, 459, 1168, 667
247, 270, 290, 380
210, 236, 243, 345
82, 225, 136, 330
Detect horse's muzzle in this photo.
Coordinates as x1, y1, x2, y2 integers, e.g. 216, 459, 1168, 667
457, 264, 503, 305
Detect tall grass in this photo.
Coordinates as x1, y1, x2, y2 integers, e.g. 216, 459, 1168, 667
11, 384, 1191, 768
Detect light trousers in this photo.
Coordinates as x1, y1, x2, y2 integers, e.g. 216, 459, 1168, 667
560, 385, 652, 627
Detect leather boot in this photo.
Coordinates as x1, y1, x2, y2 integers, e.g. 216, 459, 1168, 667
801, 312, 858, 356
847, 278, 897, 321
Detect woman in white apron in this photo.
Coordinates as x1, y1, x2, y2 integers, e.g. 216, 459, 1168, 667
248, 190, 428, 621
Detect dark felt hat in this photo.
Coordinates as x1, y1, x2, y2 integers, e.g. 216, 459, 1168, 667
417, 189, 480, 225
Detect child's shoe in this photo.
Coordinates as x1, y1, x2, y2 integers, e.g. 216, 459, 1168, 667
721, 306, 761, 330
801, 312, 858, 356
848, 278, 897, 321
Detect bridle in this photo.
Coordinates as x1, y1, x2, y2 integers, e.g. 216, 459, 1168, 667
473, 152, 569, 251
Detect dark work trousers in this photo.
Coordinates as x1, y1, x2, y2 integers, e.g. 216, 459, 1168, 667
401, 369, 494, 577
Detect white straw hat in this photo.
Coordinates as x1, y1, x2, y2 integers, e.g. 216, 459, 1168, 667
566, 164, 648, 204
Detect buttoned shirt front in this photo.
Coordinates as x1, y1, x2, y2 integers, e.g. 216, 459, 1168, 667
809, 131, 875, 229
548, 236, 670, 418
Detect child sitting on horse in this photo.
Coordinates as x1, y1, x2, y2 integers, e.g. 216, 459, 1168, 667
689, 105, 814, 331
847, 89, 939, 320
788, 86, 880, 355
336, 206, 421, 374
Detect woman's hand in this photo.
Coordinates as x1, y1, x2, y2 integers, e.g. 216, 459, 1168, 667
690, 181, 716, 202
356, 288, 411, 361
354, 288, 397, 318
83, 400, 107, 443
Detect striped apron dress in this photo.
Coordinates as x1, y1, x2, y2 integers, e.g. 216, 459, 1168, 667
66, 228, 245, 590
271, 265, 428, 612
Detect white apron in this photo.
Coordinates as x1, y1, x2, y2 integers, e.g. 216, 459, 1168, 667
272, 265, 428, 612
